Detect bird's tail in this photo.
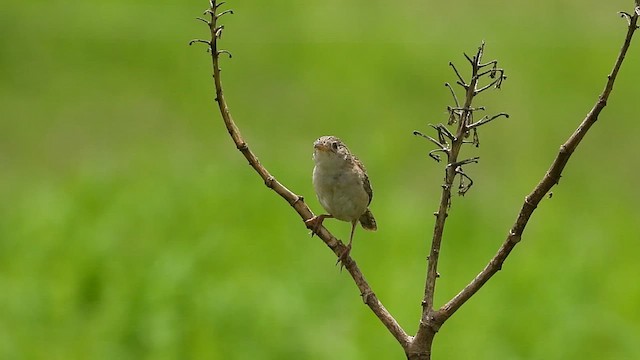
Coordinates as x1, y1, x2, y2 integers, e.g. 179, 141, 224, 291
359, 208, 377, 231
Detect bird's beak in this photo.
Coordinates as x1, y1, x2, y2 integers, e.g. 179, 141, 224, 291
314, 143, 330, 151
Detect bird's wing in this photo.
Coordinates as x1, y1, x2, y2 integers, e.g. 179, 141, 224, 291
353, 156, 373, 205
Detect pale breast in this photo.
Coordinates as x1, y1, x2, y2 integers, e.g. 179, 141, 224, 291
313, 163, 370, 222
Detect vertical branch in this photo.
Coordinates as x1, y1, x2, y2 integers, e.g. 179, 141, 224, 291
419, 42, 496, 327
410, 43, 508, 359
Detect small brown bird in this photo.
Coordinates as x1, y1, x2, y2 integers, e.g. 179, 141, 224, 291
305, 136, 377, 263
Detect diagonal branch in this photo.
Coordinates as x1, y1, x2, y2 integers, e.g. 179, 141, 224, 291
193, 0, 411, 348
437, 6, 639, 322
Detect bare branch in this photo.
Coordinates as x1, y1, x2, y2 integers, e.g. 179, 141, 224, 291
436, 3, 639, 324
196, 0, 410, 348
413, 43, 493, 355
188, 39, 211, 47
430, 123, 455, 142
444, 82, 460, 108
477, 59, 497, 69
413, 130, 448, 150
454, 165, 474, 195
216, 49, 233, 58
217, 9, 234, 18
449, 156, 480, 168
448, 62, 466, 87
468, 112, 510, 129
463, 52, 474, 65
428, 148, 448, 162
474, 73, 505, 94
196, 17, 211, 25
213, 1, 226, 10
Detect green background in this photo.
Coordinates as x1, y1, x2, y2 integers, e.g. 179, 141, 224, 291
2, 0, 639, 359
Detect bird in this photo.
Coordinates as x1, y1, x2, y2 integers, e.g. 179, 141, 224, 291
305, 135, 377, 264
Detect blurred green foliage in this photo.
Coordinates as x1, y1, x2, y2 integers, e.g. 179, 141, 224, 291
1, 0, 639, 359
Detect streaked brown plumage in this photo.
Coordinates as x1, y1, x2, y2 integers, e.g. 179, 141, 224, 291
305, 136, 376, 263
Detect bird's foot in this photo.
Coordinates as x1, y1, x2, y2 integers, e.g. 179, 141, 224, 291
335, 243, 352, 271
304, 215, 325, 237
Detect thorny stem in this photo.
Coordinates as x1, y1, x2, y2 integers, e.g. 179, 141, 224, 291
192, 0, 410, 349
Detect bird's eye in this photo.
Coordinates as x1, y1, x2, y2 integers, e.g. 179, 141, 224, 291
331, 142, 339, 150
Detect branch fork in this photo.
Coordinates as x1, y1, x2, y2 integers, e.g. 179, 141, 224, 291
192, 1, 639, 359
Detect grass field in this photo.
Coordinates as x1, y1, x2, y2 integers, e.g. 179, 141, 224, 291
1, 0, 640, 359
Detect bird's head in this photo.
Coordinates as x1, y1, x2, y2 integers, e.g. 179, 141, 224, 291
312, 135, 351, 165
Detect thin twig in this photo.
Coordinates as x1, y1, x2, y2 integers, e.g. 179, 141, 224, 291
196, 0, 411, 348
431, 123, 456, 142
445, 83, 460, 108
413, 130, 448, 150
474, 75, 504, 94
449, 62, 466, 87
468, 112, 510, 129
